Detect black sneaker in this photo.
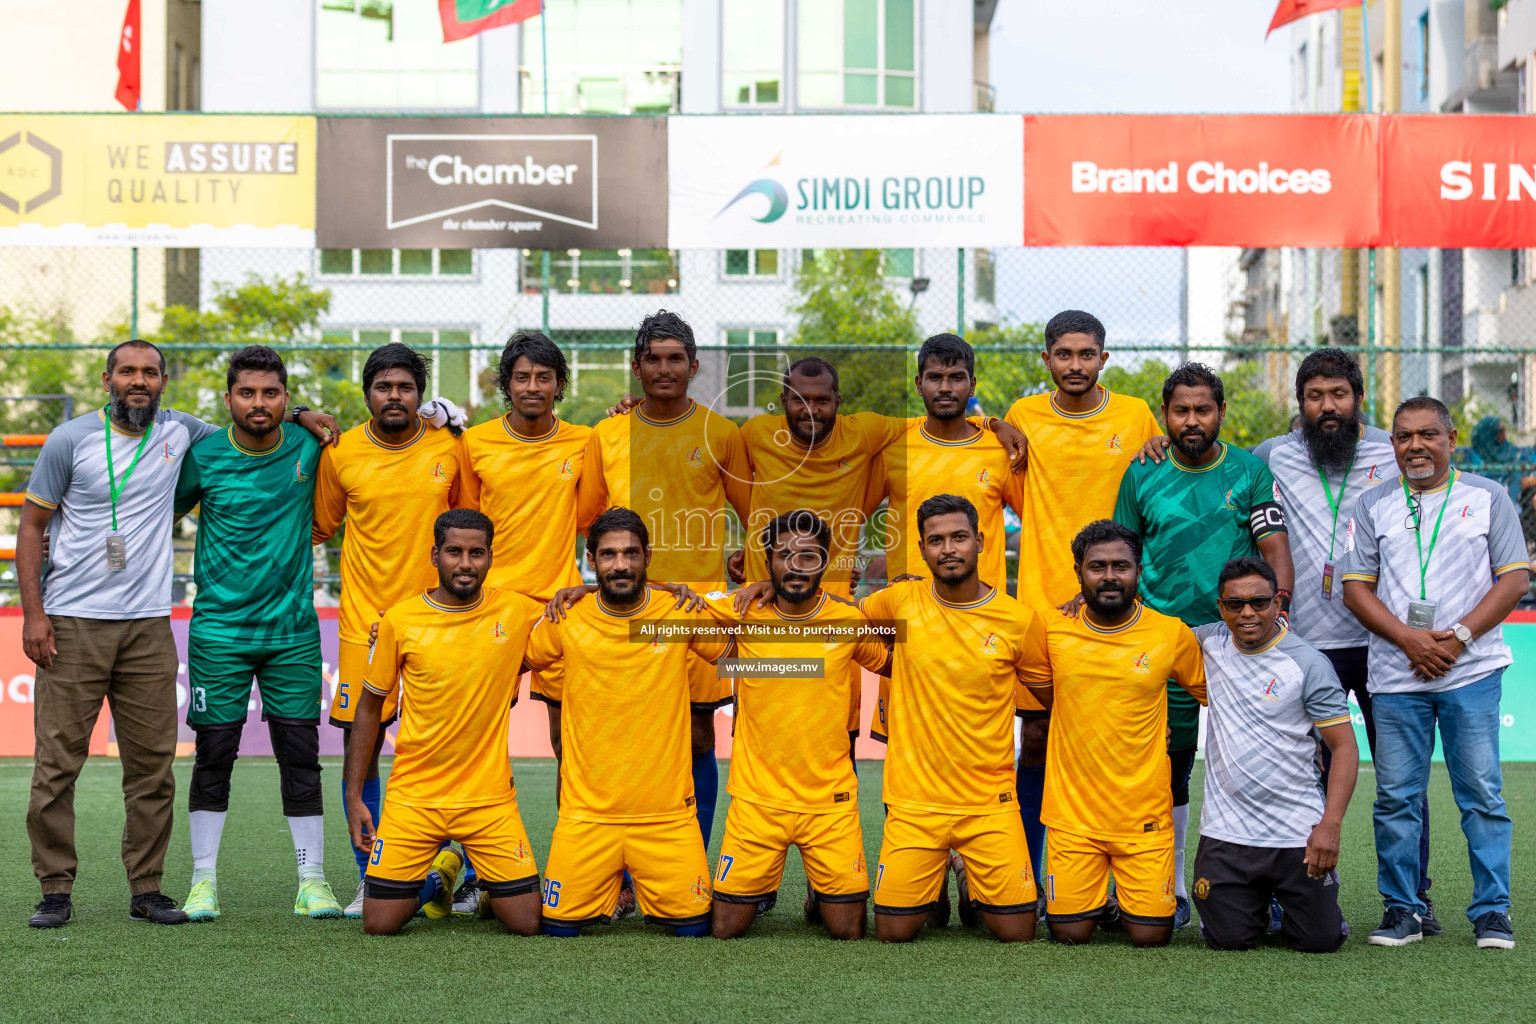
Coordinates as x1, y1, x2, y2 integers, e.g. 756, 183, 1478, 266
1098, 892, 1123, 932
129, 891, 188, 925
1473, 911, 1515, 950
950, 852, 981, 929
753, 892, 777, 918
28, 893, 71, 929
927, 870, 952, 929
1368, 906, 1423, 946
1418, 893, 1442, 936
803, 889, 823, 927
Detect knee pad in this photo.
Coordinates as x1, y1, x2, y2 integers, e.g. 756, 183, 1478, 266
268, 717, 323, 817
188, 723, 243, 812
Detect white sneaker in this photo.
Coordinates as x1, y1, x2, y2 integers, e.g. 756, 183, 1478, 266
451, 882, 483, 919
344, 883, 365, 920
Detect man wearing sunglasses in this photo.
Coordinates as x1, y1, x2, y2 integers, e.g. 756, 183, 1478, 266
1191, 557, 1358, 953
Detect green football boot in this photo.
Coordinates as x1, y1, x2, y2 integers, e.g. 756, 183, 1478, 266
184, 879, 221, 922
293, 879, 343, 919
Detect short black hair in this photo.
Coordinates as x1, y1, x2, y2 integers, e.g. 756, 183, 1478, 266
496, 331, 569, 406
106, 339, 166, 375
1217, 556, 1278, 597
1294, 347, 1364, 407
226, 345, 287, 391
915, 493, 979, 539
586, 506, 649, 555
1071, 519, 1142, 566
760, 509, 832, 560
433, 508, 494, 549
916, 333, 975, 376
362, 342, 430, 395
1162, 361, 1224, 407
634, 310, 696, 362
1045, 310, 1106, 350
784, 356, 840, 394
1393, 395, 1453, 433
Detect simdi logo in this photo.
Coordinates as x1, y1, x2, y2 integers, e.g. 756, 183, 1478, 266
717, 148, 991, 225
1071, 160, 1332, 195
387, 133, 597, 234
0, 132, 62, 213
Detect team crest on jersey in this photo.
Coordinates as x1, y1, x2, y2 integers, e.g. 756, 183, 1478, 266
1221, 488, 1238, 511
513, 839, 530, 861
430, 461, 447, 480
293, 458, 309, 483
686, 447, 705, 465
1458, 505, 1476, 518
1105, 433, 1123, 452
1273, 480, 1282, 502
161, 441, 176, 462
1131, 652, 1152, 676
491, 621, 508, 643
979, 631, 999, 653
1261, 678, 1281, 703
975, 468, 991, 485
837, 457, 852, 471
855, 852, 866, 876
648, 638, 667, 653
1367, 464, 1382, 481
556, 457, 574, 478
690, 875, 710, 902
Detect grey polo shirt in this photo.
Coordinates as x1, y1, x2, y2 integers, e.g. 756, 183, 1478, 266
25, 408, 217, 620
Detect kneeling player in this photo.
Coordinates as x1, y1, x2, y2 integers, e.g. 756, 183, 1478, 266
1042, 521, 1206, 947
346, 510, 545, 936
859, 495, 1054, 943
1192, 558, 1355, 953
527, 508, 728, 937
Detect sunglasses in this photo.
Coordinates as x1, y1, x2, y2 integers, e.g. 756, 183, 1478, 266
1220, 595, 1276, 613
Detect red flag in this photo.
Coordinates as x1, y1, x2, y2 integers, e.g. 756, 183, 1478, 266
114, 0, 140, 110
1267, 0, 1360, 38
439, 0, 542, 43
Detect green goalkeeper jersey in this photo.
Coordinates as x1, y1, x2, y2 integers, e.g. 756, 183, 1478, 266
175, 423, 323, 643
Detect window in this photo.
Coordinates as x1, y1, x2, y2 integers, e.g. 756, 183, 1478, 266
521, 0, 681, 114
316, 1, 478, 109
318, 249, 474, 277
723, 0, 784, 107
724, 249, 781, 278
520, 249, 679, 295
320, 328, 474, 406
1417, 13, 1429, 103
723, 330, 784, 413
798, 0, 916, 109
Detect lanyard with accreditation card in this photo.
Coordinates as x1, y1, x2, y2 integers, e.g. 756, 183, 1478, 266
1403, 468, 1455, 630
103, 409, 154, 571
1316, 454, 1354, 601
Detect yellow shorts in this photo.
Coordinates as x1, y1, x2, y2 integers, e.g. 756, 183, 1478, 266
1045, 827, 1176, 925
874, 806, 1036, 915
329, 639, 400, 728
714, 797, 868, 904
365, 800, 539, 897
542, 814, 712, 927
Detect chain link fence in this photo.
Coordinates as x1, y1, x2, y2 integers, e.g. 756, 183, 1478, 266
4, 242, 1536, 596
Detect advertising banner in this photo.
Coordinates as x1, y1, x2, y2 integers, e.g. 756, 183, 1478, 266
668, 114, 1024, 248
316, 116, 667, 249
0, 114, 315, 247
1023, 114, 1380, 247
1380, 115, 1536, 249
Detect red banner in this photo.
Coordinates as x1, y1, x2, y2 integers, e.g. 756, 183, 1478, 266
1380, 115, 1536, 249
1024, 114, 1381, 247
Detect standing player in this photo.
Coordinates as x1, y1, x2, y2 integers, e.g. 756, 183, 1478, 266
345, 510, 545, 936
705, 511, 890, 940
1112, 362, 1294, 928
527, 508, 728, 937
1003, 310, 1160, 887
174, 346, 342, 921
312, 343, 467, 917
1193, 557, 1357, 954
1042, 521, 1206, 947
859, 495, 1054, 943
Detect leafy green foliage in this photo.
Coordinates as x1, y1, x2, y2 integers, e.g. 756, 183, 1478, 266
969, 321, 1051, 416
789, 250, 919, 417
1102, 358, 1294, 450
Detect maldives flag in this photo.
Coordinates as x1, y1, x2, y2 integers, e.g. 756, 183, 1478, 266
439, 0, 542, 43
1267, 0, 1360, 38
114, 0, 140, 110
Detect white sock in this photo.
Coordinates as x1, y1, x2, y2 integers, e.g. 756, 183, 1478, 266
1173, 804, 1190, 899
287, 815, 326, 883
189, 810, 227, 885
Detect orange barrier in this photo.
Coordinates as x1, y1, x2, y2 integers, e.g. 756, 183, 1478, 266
1, 435, 47, 447
0, 495, 25, 507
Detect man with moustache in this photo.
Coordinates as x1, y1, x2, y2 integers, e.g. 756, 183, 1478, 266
1113, 362, 1294, 929
1342, 397, 1526, 950
20, 339, 337, 929
1251, 349, 1436, 932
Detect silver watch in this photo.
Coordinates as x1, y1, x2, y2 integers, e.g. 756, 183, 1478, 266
1451, 622, 1472, 645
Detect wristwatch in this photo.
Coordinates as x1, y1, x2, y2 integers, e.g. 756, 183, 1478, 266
1451, 622, 1472, 645
289, 405, 311, 422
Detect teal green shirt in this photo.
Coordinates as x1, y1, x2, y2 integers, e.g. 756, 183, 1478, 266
1113, 441, 1281, 628
175, 424, 323, 643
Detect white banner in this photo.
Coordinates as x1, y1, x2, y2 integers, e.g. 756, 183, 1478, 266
667, 114, 1023, 248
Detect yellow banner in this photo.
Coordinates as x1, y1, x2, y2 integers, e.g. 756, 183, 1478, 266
0, 114, 315, 246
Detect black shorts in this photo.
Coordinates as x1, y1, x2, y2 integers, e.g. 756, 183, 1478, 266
1192, 836, 1346, 953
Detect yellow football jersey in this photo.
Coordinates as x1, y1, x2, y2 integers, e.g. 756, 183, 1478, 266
525, 589, 729, 823
363, 586, 543, 809
586, 400, 751, 590
702, 592, 887, 813
876, 421, 1023, 587
858, 580, 1052, 816
1005, 387, 1159, 613
312, 421, 463, 645
739, 411, 912, 595
458, 416, 598, 602
1041, 602, 1207, 842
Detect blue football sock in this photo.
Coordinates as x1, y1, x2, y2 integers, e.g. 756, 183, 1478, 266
543, 924, 580, 938
346, 777, 384, 879
691, 749, 719, 846
622, 871, 634, 891
673, 922, 710, 937
1017, 764, 1046, 878
417, 872, 441, 909
462, 851, 478, 885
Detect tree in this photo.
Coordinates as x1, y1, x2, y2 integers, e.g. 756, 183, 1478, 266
969, 321, 1052, 416
789, 250, 919, 416
1102, 358, 1292, 450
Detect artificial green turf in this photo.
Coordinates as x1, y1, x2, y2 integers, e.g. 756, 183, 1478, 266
1, 757, 1529, 1023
